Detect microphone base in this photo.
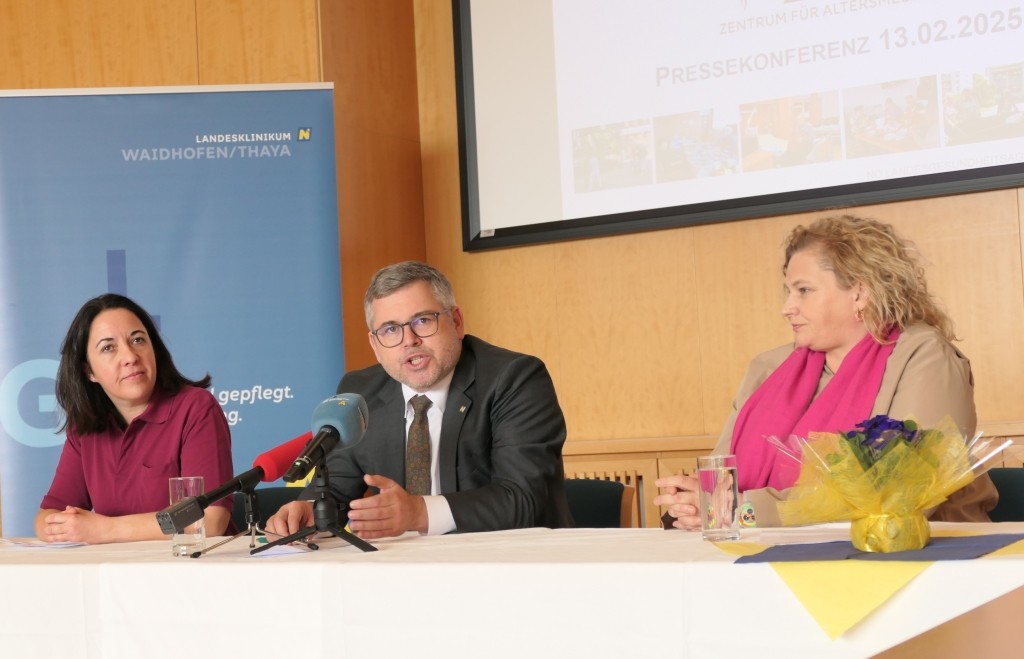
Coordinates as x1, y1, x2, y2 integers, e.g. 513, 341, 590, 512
321, 523, 378, 553
253, 437, 376, 554
250, 523, 377, 555
251, 524, 317, 555
190, 524, 262, 558
190, 488, 267, 558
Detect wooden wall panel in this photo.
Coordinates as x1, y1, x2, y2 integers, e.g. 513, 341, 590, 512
413, 0, 1024, 448
322, 1, 421, 141
0, 0, 198, 88
548, 231, 703, 440
1020, 188, 1024, 283
452, 244, 561, 361
195, 0, 321, 84
0, 0, 322, 88
694, 213, 805, 434
320, 0, 426, 372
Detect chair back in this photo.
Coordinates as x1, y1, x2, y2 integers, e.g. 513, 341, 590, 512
564, 478, 635, 528
987, 468, 1024, 522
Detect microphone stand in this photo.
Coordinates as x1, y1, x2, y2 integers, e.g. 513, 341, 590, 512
251, 462, 377, 555
189, 487, 263, 558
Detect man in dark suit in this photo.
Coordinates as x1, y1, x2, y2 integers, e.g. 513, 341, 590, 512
266, 261, 572, 538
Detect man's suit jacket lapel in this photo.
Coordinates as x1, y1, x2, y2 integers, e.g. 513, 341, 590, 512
439, 344, 474, 493
372, 380, 408, 485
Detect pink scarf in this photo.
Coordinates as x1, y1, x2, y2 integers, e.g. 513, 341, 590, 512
731, 330, 900, 491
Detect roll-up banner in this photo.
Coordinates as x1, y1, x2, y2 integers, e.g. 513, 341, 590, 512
0, 84, 343, 536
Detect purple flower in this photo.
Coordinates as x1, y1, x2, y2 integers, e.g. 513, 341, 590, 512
843, 415, 919, 465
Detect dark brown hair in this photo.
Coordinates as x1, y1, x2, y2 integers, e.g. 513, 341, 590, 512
56, 293, 211, 434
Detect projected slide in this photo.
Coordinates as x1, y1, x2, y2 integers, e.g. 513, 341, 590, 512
457, 0, 1024, 247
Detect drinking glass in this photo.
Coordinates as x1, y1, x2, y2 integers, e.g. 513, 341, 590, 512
168, 476, 205, 557
697, 455, 740, 541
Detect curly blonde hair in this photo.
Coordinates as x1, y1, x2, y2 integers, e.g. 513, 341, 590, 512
783, 214, 956, 342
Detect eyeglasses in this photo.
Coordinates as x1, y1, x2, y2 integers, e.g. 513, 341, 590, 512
371, 309, 452, 348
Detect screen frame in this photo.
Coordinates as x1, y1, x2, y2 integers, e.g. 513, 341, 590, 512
453, 0, 1024, 252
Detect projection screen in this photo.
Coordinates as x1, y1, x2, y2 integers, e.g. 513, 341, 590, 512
454, 0, 1024, 250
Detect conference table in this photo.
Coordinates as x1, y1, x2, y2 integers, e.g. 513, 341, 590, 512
2, 522, 1023, 659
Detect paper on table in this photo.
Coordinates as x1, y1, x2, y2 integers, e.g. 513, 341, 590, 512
250, 542, 310, 558
0, 537, 86, 549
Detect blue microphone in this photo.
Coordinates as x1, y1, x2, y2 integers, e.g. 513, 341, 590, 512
282, 393, 368, 483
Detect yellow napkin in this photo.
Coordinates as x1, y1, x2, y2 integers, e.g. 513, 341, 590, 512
714, 529, 1024, 639
771, 560, 929, 639
711, 541, 768, 557
712, 540, 929, 638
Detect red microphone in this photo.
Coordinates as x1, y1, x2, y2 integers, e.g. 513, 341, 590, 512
252, 431, 314, 482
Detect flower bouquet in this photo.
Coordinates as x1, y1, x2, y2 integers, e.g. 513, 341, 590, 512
773, 415, 1010, 552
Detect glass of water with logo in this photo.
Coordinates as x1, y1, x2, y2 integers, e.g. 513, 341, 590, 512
168, 476, 205, 557
697, 455, 740, 541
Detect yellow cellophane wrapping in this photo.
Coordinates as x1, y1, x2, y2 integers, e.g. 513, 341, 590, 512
850, 511, 930, 552
777, 416, 975, 552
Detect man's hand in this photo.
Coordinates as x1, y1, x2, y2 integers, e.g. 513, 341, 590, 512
653, 474, 702, 530
347, 474, 428, 539
264, 500, 314, 537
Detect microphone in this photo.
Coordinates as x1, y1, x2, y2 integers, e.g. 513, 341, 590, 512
155, 431, 312, 534
283, 393, 368, 483
252, 430, 314, 481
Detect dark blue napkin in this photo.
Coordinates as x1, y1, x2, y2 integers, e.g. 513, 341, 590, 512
734, 533, 1024, 563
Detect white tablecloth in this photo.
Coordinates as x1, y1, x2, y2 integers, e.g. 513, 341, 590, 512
2, 523, 1023, 659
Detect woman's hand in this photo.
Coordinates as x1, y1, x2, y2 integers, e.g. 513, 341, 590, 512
653, 474, 702, 530
39, 506, 110, 544
36, 505, 191, 544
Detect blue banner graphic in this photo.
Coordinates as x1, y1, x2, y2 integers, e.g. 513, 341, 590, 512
0, 85, 343, 536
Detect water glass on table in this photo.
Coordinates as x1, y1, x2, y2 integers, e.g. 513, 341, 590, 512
697, 455, 740, 541
168, 476, 205, 557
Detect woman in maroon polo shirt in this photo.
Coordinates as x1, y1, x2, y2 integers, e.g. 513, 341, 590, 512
35, 293, 234, 544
